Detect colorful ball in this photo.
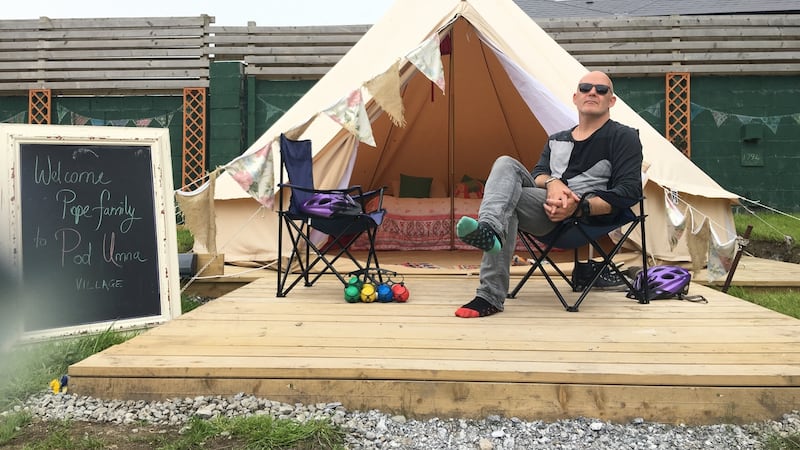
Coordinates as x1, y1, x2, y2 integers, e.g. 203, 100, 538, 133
376, 284, 393, 302
344, 285, 360, 303
360, 283, 377, 302
391, 283, 410, 302
347, 276, 363, 289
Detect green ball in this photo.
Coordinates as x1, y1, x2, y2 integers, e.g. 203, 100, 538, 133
344, 285, 360, 303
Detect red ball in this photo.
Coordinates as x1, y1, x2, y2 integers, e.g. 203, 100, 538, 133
391, 283, 409, 302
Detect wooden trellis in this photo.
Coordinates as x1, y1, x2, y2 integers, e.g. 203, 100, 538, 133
182, 87, 207, 191
28, 89, 51, 124
666, 73, 691, 157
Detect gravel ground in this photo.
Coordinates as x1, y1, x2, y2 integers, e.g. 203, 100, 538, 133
4, 392, 799, 449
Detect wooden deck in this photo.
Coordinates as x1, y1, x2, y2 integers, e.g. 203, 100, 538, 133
69, 254, 800, 425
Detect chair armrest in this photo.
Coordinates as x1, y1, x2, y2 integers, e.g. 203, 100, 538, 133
353, 186, 387, 212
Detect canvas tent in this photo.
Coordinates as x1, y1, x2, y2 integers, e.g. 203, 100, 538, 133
205, 0, 739, 268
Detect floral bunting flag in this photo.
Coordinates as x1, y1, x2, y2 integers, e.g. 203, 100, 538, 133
711, 110, 728, 127
56, 104, 177, 128
665, 190, 687, 251
323, 88, 376, 146
707, 230, 737, 282
762, 116, 781, 134
1, 110, 27, 124
406, 34, 445, 93
224, 141, 276, 208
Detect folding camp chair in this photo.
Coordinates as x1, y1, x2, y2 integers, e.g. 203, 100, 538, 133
507, 194, 650, 311
276, 134, 387, 297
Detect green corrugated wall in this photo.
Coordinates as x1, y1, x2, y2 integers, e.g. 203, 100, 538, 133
616, 76, 800, 211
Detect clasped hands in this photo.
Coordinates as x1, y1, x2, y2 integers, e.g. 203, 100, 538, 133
543, 183, 581, 222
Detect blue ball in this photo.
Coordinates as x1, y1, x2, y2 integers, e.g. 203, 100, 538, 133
377, 284, 393, 302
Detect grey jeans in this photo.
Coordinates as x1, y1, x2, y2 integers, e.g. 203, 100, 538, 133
475, 156, 558, 309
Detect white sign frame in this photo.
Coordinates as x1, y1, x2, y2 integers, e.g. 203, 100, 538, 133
0, 124, 181, 340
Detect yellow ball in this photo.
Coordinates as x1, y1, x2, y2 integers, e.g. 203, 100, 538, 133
360, 283, 377, 302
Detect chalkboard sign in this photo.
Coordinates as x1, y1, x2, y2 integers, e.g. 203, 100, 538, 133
0, 124, 180, 338
20, 143, 162, 331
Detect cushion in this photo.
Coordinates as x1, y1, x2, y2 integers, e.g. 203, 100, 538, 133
455, 174, 485, 198
399, 174, 433, 198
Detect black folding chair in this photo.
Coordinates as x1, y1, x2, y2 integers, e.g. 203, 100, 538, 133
276, 134, 387, 297
508, 194, 650, 311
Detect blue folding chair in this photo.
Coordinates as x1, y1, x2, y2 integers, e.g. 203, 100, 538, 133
276, 134, 387, 297
508, 194, 650, 311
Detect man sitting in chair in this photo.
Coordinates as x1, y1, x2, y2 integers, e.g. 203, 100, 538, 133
455, 70, 643, 318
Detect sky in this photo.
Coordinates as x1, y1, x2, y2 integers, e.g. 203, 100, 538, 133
3, 0, 395, 26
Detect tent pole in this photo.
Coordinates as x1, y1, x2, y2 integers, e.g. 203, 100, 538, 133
447, 30, 456, 250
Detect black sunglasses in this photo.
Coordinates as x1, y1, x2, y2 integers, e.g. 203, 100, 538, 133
578, 83, 611, 95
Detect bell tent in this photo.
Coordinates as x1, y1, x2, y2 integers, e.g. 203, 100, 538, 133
205, 0, 739, 266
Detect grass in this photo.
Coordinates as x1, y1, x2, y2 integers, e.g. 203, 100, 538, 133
0, 327, 134, 412
733, 210, 800, 244
176, 225, 194, 253
726, 287, 800, 320
160, 415, 345, 450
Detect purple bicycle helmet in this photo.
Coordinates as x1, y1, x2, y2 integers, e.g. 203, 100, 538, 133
628, 265, 691, 301
301, 193, 362, 217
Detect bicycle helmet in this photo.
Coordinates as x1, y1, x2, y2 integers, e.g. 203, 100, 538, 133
627, 265, 691, 301
301, 192, 362, 217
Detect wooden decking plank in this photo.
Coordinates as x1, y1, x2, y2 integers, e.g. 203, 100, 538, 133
102, 342, 800, 365
104, 334, 800, 354
70, 353, 800, 386
70, 376, 800, 425
137, 319, 799, 344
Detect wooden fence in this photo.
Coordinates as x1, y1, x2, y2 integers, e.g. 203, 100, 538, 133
0, 14, 798, 94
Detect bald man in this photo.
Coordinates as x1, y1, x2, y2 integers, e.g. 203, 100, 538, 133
455, 71, 643, 318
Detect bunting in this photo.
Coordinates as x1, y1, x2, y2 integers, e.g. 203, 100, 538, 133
175, 169, 219, 254
707, 229, 737, 282
664, 190, 687, 251
224, 140, 276, 208
1, 110, 27, 124
256, 95, 289, 123
323, 88, 376, 146
663, 188, 743, 282
635, 100, 800, 134
56, 104, 179, 128
365, 60, 406, 127
406, 33, 445, 93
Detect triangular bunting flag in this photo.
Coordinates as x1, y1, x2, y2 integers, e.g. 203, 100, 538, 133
175, 169, 219, 255
686, 209, 711, 275
712, 110, 728, 127
406, 33, 445, 93
707, 229, 737, 282
664, 190, 687, 251
224, 142, 276, 208
323, 88, 376, 146
365, 60, 406, 127
762, 116, 781, 134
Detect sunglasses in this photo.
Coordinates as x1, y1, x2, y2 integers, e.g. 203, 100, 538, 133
578, 83, 611, 95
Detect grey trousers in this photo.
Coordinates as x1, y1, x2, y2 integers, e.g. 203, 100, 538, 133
475, 156, 558, 310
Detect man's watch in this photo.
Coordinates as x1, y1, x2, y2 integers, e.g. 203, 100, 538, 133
580, 194, 594, 217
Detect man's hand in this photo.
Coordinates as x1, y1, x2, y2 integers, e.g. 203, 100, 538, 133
543, 182, 580, 222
